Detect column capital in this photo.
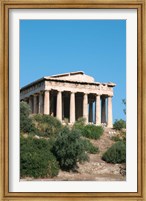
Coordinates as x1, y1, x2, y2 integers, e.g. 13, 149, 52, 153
96, 94, 101, 97
83, 92, 89, 95
70, 91, 76, 94
44, 89, 50, 91
57, 90, 63, 93
44, 90, 50, 94
33, 93, 38, 96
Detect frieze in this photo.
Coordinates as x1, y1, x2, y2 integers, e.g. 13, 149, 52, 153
21, 79, 114, 100
44, 80, 102, 91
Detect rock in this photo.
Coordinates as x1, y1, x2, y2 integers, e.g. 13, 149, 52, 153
34, 135, 40, 139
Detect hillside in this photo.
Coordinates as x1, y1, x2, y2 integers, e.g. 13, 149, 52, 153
22, 128, 126, 181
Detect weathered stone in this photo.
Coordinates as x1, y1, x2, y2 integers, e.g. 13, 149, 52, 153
20, 71, 116, 128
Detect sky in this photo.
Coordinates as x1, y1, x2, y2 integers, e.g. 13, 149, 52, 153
20, 20, 126, 121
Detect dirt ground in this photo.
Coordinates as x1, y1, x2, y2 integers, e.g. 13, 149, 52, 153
21, 128, 126, 181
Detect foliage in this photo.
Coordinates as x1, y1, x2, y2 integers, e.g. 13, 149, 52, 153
111, 132, 126, 143
82, 125, 103, 139
20, 137, 59, 178
32, 114, 62, 137
73, 119, 103, 140
20, 101, 36, 133
113, 119, 126, 131
121, 131, 126, 143
82, 138, 99, 154
102, 141, 126, 164
51, 127, 88, 171
111, 136, 122, 142
73, 117, 86, 134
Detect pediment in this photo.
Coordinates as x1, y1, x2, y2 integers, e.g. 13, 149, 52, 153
46, 71, 95, 83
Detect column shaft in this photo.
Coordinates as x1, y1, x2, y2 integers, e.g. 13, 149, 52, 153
83, 93, 88, 124
38, 93, 43, 114
95, 95, 101, 125
56, 91, 62, 121
29, 96, 33, 113
70, 92, 75, 123
107, 96, 113, 128
44, 91, 50, 115
33, 95, 38, 114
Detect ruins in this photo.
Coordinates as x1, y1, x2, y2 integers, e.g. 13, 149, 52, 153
20, 71, 116, 128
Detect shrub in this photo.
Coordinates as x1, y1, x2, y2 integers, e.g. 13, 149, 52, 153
73, 117, 86, 135
32, 114, 62, 137
102, 141, 126, 164
111, 136, 122, 142
113, 119, 126, 131
20, 137, 59, 178
82, 125, 103, 140
73, 119, 103, 140
82, 139, 99, 154
20, 101, 36, 133
111, 132, 126, 143
51, 127, 88, 171
122, 132, 126, 143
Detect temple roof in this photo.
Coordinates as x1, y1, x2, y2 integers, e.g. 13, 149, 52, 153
20, 71, 116, 91
45, 71, 95, 83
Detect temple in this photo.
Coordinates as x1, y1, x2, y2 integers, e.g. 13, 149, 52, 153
20, 71, 116, 128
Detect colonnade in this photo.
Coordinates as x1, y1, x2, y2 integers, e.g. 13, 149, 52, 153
24, 90, 113, 128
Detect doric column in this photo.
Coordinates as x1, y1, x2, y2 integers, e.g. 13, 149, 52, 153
83, 93, 88, 124
107, 96, 113, 128
33, 94, 38, 114
56, 91, 62, 121
101, 96, 106, 123
38, 92, 43, 114
95, 94, 101, 125
70, 92, 75, 123
44, 90, 50, 115
29, 96, 33, 113
89, 102, 93, 122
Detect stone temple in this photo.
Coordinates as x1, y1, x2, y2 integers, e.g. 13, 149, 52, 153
20, 71, 116, 128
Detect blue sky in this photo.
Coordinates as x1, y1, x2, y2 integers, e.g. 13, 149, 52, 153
20, 20, 126, 121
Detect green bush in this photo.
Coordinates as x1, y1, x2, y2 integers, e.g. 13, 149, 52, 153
82, 125, 103, 140
111, 132, 126, 143
32, 114, 62, 137
113, 119, 126, 131
122, 132, 126, 143
51, 127, 88, 171
20, 101, 36, 133
82, 139, 99, 154
73, 119, 103, 140
73, 117, 86, 134
20, 137, 59, 178
111, 136, 122, 142
102, 141, 126, 164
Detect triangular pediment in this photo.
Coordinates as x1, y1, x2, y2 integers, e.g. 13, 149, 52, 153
46, 71, 95, 83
